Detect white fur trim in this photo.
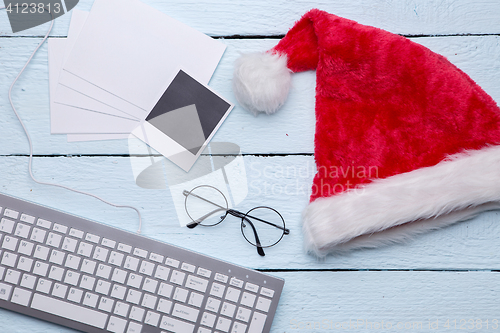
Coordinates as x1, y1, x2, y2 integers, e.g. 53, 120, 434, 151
232, 52, 291, 115
303, 146, 500, 256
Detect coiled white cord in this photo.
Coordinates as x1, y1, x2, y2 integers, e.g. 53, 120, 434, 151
1, 7, 143, 233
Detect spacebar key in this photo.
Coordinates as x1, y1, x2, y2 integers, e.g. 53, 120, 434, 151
31, 293, 108, 329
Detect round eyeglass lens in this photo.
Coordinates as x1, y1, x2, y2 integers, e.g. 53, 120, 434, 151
185, 185, 229, 226
241, 207, 285, 248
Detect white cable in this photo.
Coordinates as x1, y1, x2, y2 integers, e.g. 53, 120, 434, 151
2, 7, 143, 233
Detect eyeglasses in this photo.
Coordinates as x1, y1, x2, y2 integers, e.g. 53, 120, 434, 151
183, 185, 289, 256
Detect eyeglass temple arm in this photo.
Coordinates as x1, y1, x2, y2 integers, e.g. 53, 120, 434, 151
240, 214, 265, 256
228, 210, 290, 235
186, 207, 227, 228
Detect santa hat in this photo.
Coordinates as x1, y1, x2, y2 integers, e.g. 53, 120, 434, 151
232, 9, 500, 256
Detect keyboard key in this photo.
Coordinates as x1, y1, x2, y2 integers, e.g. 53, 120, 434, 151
240, 292, 256, 308
111, 284, 127, 300
64, 270, 81, 286
65, 254, 81, 270
149, 252, 164, 263
256, 297, 272, 312
216, 316, 232, 332
205, 297, 221, 313
127, 273, 143, 289
2, 235, 18, 251
5, 269, 21, 284
11, 287, 31, 306
245, 282, 259, 293
157, 299, 173, 314
95, 280, 111, 295
33, 261, 48, 276
201, 312, 216, 328
124, 256, 140, 271
85, 233, 100, 244
36, 218, 52, 229
14, 223, 30, 239
260, 287, 275, 298
198, 327, 212, 333
77, 242, 93, 257
82, 259, 98, 275
108, 251, 124, 266
126, 289, 142, 305
209, 282, 225, 298
98, 297, 114, 312
96, 263, 111, 279
214, 273, 228, 283
170, 270, 186, 285
52, 223, 68, 234
0, 282, 12, 300
232, 321, 248, 333
2, 252, 18, 267
173, 287, 189, 303
108, 316, 127, 333
113, 301, 130, 317
141, 293, 157, 309
18, 240, 34, 256
101, 238, 116, 249
139, 260, 155, 276
49, 249, 65, 265
36, 278, 52, 294
0, 218, 15, 233
80, 275, 96, 290
129, 306, 145, 322
20, 214, 35, 224
225, 287, 241, 303
34, 244, 49, 260
229, 277, 244, 288
30, 227, 46, 243
181, 262, 196, 273
46, 232, 62, 248
142, 277, 158, 293
186, 275, 209, 293
145, 311, 161, 327
158, 282, 173, 298
117, 243, 132, 253
133, 247, 147, 258
112, 268, 128, 284
188, 291, 204, 308
172, 303, 199, 323
52, 283, 68, 299
248, 312, 267, 333
48, 266, 65, 281
69, 228, 84, 239
166, 258, 180, 268
160, 315, 195, 333
127, 321, 142, 333
221, 302, 237, 318
68, 287, 84, 303
4, 209, 19, 220
93, 246, 109, 262
17, 256, 33, 272
236, 307, 252, 322
197, 267, 212, 278
154, 266, 170, 281
32, 293, 108, 329
82, 291, 98, 307
61, 237, 78, 252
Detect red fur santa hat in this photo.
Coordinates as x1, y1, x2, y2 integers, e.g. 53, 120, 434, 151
233, 9, 500, 256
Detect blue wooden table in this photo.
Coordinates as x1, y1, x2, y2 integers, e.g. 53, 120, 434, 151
1, 1, 500, 332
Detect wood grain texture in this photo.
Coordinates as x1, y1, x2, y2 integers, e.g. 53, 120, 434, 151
0, 36, 499, 155
1, 0, 500, 332
1, 0, 500, 36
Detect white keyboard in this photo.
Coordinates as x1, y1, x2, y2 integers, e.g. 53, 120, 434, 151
0, 192, 284, 333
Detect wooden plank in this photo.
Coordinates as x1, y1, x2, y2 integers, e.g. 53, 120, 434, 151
0, 270, 498, 332
1, 36, 499, 155
1, 155, 500, 270
1, 0, 500, 36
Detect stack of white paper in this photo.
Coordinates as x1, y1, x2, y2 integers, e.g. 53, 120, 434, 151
49, 0, 226, 143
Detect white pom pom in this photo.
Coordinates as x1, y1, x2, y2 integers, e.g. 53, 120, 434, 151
232, 52, 292, 115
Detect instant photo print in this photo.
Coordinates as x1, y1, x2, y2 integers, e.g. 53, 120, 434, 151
132, 70, 233, 172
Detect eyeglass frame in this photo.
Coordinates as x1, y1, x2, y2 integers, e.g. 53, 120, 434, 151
183, 185, 289, 256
